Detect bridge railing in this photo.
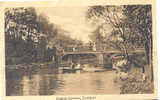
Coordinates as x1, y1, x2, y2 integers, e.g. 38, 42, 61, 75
63, 46, 92, 52
63, 46, 145, 53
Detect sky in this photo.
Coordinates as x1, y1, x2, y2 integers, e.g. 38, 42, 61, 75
35, 7, 95, 43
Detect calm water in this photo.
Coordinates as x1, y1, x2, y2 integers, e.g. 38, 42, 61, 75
6, 66, 120, 96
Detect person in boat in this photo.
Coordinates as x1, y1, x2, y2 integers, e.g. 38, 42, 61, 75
92, 42, 96, 51
89, 41, 93, 50
76, 63, 81, 69
71, 62, 76, 69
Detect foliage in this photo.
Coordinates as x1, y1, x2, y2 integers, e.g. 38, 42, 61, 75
86, 5, 152, 73
87, 6, 132, 59
123, 5, 152, 64
5, 8, 58, 64
5, 7, 84, 64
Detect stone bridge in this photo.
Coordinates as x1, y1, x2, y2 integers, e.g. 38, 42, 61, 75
56, 48, 145, 67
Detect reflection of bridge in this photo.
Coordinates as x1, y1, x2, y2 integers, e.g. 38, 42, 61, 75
57, 48, 145, 67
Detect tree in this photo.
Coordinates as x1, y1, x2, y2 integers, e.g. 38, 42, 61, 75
89, 24, 107, 50
36, 14, 58, 44
124, 5, 152, 62
86, 5, 152, 77
5, 7, 58, 64
5, 8, 39, 60
86, 6, 131, 60
123, 5, 153, 80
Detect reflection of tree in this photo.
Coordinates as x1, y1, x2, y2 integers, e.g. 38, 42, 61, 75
39, 73, 65, 95
94, 79, 103, 90
6, 69, 28, 96
7, 68, 66, 95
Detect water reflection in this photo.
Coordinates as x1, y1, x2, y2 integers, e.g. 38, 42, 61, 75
6, 67, 120, 96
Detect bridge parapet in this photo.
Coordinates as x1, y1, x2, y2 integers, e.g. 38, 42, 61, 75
63, 45, 145, 53
62, 48, 145, 55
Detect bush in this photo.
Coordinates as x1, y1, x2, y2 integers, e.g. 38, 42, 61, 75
120, 67, 154, 94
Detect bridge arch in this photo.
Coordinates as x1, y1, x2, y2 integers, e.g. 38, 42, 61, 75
62, 53, 97, 61
60, 52, 105, 66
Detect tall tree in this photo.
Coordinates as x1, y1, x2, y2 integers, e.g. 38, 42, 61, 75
123, 5, 153, 80
86, 5, 152, 76
86, 6, 131, 59
5, 8, 39, 59
124, 5, 152, 65
5, 7, 58, 63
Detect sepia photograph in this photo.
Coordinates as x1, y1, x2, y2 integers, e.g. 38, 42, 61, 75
3, 3, 156, 97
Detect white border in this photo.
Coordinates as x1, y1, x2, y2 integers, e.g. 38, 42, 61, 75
0, 0, 158, 100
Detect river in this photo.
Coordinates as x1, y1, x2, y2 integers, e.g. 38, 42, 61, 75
6, 66, 120, 96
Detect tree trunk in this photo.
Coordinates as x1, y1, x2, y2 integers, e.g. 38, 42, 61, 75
149, 37, 153, 81
145, 38, 153, 81
145, 40, 149, 65
123, 43, 129, 61
143, 40, 149, 73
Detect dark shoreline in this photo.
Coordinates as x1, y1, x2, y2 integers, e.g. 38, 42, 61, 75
5, 62, 56, 71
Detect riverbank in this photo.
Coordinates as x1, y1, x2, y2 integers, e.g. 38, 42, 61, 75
120, 66, 154, 94
6, 62, 56, 70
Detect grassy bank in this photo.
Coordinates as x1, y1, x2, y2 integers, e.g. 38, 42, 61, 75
112, 53, 154, 94
120, 65, 154, 94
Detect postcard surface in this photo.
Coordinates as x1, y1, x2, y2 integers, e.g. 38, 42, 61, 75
0, 0, 157, 100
